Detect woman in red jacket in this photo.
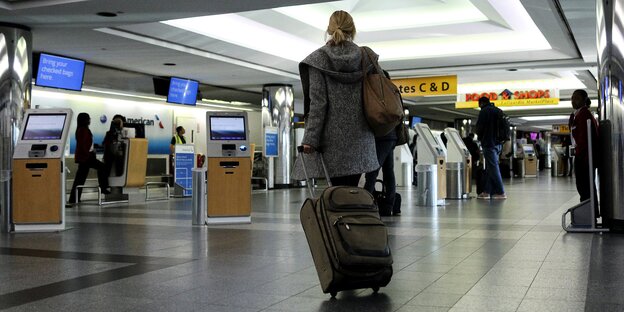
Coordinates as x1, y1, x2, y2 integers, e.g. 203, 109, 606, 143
68, 113, 110, 204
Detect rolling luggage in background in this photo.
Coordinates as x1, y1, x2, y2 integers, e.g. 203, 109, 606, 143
298, 147, 393, 297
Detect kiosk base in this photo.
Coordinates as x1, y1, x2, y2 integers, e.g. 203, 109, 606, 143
562, 199, 608, 233
206, 157, 251, 223
12, 158, 66, 232
14, 223, 66, 233
206, 216, 251, 225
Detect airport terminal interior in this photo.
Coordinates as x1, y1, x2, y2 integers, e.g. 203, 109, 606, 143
1, 0, 624, 311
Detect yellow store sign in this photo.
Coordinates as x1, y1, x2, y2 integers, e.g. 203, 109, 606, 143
552, 124, 570, 134
455, 89, 560, 108
392, 75, 457, 97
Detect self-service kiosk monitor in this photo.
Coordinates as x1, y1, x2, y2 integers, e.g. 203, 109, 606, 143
14, 109, 73, 159
415, 124, 446, 165
444, 128, 470, 163
522, 144, 535, 156
206, 112, 250, 158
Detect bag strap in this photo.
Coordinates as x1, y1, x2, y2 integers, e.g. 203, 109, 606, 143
360, 47, 382, 77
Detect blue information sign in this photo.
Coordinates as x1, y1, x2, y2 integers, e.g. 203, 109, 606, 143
36, 53, 86, 91
265, 127, 278, 157
167, 77, 199, 105
175, 146, 195, 197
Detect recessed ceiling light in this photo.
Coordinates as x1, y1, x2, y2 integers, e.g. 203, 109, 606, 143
163, 63, 176, 66
96, 12, 117, 17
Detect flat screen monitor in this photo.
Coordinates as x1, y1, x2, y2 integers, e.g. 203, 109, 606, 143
522, 144, 535, 154
167, 77, 199, 105
209, 116, 246, 141
21, 114, 67, 141
35, 53, 85, 91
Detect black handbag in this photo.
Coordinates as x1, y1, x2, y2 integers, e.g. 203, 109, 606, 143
395, 123, 409, 146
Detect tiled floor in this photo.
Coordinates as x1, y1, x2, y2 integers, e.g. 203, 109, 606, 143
1, 172, 623, 311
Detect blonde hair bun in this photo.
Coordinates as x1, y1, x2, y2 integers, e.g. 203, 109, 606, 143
327, 10, 356, 45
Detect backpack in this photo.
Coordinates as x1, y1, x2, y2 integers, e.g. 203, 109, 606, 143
360, 47, 403, 137
495, 108, 511, 144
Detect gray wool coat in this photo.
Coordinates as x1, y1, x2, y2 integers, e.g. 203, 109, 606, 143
291, 41, 379, 180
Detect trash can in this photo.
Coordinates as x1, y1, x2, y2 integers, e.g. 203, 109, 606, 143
446, 162, 464, 199
192, 168, 207, 225
402, 162, 413, 186
416, 164, 437, 207
513, 158, 525, 178
551, 159, 558, 177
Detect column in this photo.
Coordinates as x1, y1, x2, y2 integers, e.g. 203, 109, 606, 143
262, 84, 294, 188
0, 24, 32, 233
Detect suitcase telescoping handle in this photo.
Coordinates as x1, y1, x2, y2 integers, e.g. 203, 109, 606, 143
297, 145, 332, 198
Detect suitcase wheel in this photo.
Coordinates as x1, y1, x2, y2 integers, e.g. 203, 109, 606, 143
372, 287, 380, 293
330, 291, 337, 298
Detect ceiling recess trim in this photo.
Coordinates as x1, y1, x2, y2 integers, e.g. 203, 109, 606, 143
0, 0, 87, 10
95, 27, 300, 80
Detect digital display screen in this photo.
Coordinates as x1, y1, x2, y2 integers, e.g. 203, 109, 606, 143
209, 116, 246, 141
167, 77, 199, 105
421, 128, 438, 146
522, 145, 535, 153
22, 114, 67, 140
411, 116, 422, 127
35, 53, 85, 91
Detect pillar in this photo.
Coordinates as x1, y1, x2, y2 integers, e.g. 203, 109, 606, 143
0, 24, 32, 233
262, 84, 294, 188
596, 0, 624, 224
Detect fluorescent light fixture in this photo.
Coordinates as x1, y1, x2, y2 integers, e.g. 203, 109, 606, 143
162, 14, 318, 62
199, 99, 254, 111
275, 0, 487, 32
519, 115, 570, 121
82, 87, 164, 101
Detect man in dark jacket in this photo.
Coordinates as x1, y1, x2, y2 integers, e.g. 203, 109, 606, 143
475, 97, 506, 200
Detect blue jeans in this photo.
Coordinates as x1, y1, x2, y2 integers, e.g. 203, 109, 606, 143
483, 145, 505, 195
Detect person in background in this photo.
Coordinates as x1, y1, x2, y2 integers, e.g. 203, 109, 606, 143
103, 115, 125, 178
476, 97, 506, 200
292, 10, 378, 187
68, 113, 110, 205
561, 135, 573, 176
570, 89, 599, 216
169, 126, 186, 180
364, 128, 398, 216
410, 133, 418, 186
170, 126, 186, 154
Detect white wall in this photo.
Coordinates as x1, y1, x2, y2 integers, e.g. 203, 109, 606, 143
31, 86, 262, 155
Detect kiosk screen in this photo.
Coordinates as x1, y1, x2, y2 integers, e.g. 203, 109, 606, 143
522, 145, 535, 154
22, 114, 67, 140
421, 129, 438, 147
209, 116, 246, 141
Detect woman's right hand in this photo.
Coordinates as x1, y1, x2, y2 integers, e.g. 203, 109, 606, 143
302, 144, 315, 154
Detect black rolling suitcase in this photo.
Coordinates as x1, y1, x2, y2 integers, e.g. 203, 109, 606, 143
298, 147, 393, 297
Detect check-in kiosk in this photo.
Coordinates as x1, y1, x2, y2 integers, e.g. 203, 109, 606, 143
444, 128, 472, 198
415, 124, 446, 205
523, 144, 537, 177
103, 137, 148, 203
550, 144, 567, 177
12, 109, 72, 232
205, 112, 251, 224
